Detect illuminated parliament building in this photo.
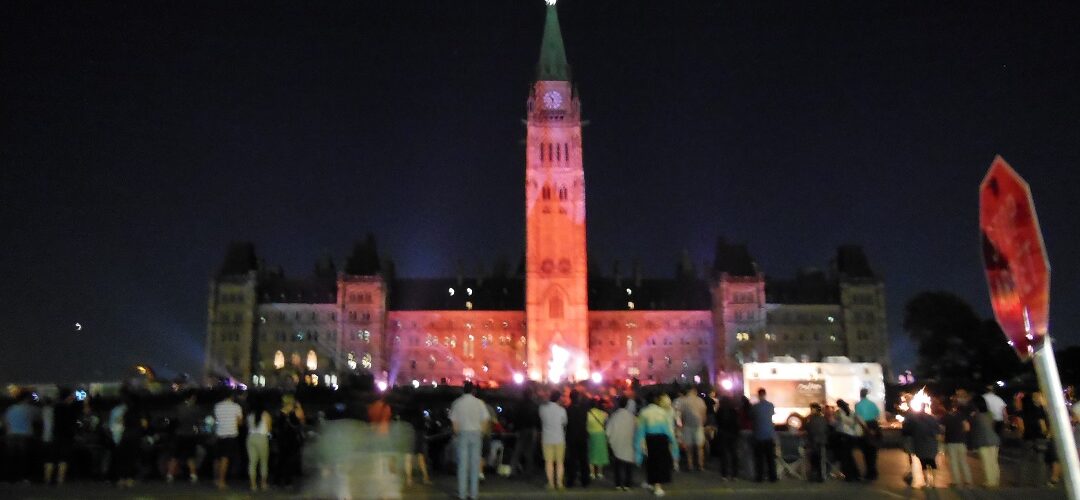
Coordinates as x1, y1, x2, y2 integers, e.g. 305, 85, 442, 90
204, 2, 891, 388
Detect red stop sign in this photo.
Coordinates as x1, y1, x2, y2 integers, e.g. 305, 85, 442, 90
979, 155, 1050, 361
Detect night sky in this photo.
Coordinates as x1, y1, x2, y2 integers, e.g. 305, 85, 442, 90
3, 1, 1079, 384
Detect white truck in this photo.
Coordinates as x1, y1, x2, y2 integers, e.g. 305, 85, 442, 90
742, 356, 885, 427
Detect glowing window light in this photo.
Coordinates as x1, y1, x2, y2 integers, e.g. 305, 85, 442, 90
361, 353, 372, 369
466, 301, 473, 310
273, 350, 285, 370
306, 350, 317, 371
627, 301, 635, 310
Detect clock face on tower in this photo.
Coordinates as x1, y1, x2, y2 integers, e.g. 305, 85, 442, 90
542, 90, 562, 110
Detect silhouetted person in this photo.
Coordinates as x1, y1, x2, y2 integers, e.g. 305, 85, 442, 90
750, 388, 776, 482
715, 392, 740, 481
43, 389, 78, 485
3, 390, 38, 483
564, 391, 591, 488
509, 389, 540, 477
272, 394, 305, 488
168, 393, 204, 483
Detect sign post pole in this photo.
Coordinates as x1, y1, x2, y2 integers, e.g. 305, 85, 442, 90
979, 155, 1078, 499
1032, 340, 1079, 498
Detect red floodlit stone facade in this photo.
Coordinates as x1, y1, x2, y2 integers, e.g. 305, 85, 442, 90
205, 4, 892, 388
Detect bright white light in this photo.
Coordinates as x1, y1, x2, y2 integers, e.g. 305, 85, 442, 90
273, 351, 285, 370
545, 0, 557, 5
720, 378, 734, 391
549, 344, 570, 383
75, 322, 82, 331
376, 380, 388, 392
895, 414, 905, 423
412, 379, 420, 389
590, 372, 603, 384
431, 381, 438, 388
467, 287, 473, 296
827, 316, 835, 323
324, 374, 331, 385
626, 288, 632, 295
465, 301, 473, 310
910, 387, 933, 415
306, 350, 318, 371
463, 367, 476, 379
574, 367, 590, 382
512, 372, 525, 385
693, 375, 701, 384
627, 301, 635, 310
449, 288, 455, 296
996, 380, 1005, 387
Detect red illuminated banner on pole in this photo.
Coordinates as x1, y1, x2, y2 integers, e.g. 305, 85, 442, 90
979, 155, 1050, 361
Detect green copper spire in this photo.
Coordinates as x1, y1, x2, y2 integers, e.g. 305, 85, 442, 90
537, 1, 570, 81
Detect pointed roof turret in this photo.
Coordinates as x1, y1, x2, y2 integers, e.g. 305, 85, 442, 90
537, 0, 570, 81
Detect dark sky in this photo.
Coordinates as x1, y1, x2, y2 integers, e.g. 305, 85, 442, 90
3, 0, 1079, 384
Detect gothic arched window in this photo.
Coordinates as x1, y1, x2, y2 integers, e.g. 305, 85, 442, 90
549, 296, 564, 319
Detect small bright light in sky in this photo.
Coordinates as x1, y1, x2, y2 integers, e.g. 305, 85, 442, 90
75, 322, 82, 331
545, 0, 557, 5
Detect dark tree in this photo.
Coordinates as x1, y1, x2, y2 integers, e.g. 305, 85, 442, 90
903, 291, 1025, 388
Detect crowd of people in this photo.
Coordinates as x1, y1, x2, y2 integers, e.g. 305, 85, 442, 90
0, 387, 307, 491
2, 380, 1079, 497
444, 382, 893, 498
899, 385, 1078, 489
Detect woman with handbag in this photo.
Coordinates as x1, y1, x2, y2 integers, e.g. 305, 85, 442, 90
586, 399, 610, 480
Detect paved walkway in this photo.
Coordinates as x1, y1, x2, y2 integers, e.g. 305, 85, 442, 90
0, 448, 1067, 499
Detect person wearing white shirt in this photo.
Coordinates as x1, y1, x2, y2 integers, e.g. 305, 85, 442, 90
450, 382, 491, 500
982, 386, 1008, 435
539, 391, 568, 490
212, 393, 243, 490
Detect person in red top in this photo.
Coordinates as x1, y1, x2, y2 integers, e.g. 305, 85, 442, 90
367, 394, 395, 475
368, 394, 392, 435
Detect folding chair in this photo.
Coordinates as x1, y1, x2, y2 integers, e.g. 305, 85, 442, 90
776, 432, 806, 480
